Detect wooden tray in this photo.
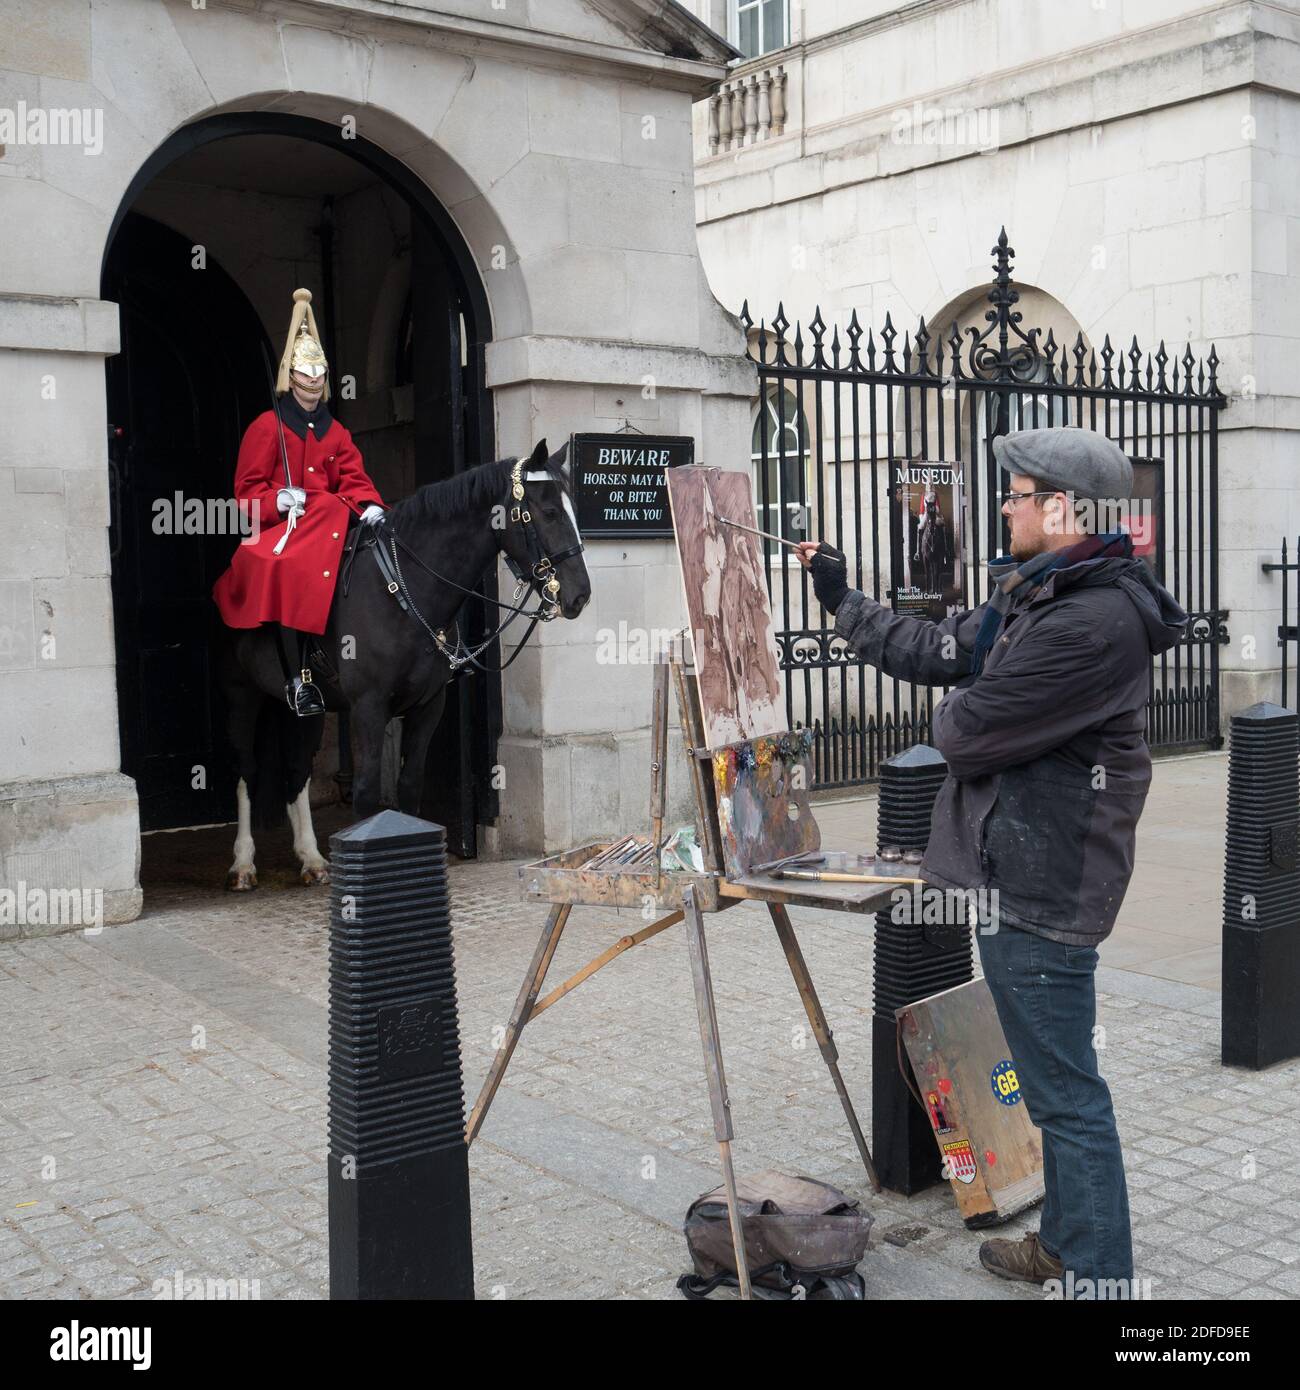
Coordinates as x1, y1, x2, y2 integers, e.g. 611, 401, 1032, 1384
719, 872, 899, 914
519, 840, 726, 913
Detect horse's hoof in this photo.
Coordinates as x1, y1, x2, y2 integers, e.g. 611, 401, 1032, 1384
226, 869, 258, 892
300, 864, 330, 886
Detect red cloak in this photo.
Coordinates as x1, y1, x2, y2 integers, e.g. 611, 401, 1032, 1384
212, 407, 385, 636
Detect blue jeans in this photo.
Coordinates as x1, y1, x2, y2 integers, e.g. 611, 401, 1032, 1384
976, 922, 1133, 1289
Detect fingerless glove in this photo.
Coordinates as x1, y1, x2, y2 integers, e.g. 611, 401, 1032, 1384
810, 545, 849, 614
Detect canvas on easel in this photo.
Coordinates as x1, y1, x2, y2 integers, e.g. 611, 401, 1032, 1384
664, 467, 784, 747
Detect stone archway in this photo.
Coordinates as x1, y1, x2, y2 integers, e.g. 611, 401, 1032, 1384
100, 111, 499, 875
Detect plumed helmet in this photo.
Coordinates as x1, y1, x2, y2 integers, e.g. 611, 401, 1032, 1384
276, 288, 329, 400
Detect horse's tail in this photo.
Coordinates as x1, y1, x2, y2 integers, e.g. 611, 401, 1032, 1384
251, 697, 292, 831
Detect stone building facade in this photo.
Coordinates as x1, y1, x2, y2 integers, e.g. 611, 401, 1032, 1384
0, 0, 753, 925
686, 0, 1300, 725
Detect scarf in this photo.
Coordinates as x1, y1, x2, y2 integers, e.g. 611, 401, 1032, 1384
969, 529, 1133, 678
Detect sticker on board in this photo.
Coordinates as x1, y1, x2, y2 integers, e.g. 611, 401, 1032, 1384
941, 1138, 977, 1186
991, 1060, 1022, 1106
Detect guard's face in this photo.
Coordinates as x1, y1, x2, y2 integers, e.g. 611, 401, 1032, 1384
290, 368, 326, 404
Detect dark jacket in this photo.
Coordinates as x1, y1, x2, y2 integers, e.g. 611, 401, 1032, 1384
834, 557, 1186, 944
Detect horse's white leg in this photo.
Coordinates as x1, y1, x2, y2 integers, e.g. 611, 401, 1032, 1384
227, 778, 257, 891
290, 784, 330, 885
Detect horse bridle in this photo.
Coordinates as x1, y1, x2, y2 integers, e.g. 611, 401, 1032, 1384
500, 457, 586, 609
371, 458, 585, 675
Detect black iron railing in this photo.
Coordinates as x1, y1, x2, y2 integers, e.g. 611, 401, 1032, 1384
742, 228, 1229, 790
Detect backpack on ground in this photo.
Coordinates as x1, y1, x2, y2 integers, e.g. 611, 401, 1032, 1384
677, 1170, 872, 1301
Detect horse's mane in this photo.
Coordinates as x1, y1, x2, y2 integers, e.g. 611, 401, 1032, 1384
387, 453, 569, 528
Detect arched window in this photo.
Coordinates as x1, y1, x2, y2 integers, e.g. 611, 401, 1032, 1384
751, 386, 810, 562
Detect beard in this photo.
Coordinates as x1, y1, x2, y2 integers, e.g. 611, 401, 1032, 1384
1009, 531, 1045, 561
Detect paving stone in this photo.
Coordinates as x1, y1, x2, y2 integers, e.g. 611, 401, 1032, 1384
2, 805, 1299, 1300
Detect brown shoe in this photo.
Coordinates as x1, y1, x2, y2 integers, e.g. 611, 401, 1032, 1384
978, 1232, 1064, 1284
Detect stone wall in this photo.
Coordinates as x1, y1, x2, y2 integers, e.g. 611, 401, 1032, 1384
0, 0, 748, 927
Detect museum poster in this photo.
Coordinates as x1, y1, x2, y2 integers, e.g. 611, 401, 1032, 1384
889, 460, 969, 622
1122, 456, 1164, 581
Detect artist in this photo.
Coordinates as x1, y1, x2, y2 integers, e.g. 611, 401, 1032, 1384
797, 427, 1186, 1296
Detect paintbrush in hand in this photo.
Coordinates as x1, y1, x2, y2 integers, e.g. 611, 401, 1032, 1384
717, 517, 847, 563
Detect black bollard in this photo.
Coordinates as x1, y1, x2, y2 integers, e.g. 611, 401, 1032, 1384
328, 810, 474, 1299
1222, 703, 1300, 1070
871, 744, 973, 1194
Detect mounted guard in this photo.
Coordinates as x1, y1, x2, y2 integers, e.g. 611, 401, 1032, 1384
212, 287, 387, 715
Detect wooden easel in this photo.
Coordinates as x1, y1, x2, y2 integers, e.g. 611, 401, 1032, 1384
466, 645, 897, 1300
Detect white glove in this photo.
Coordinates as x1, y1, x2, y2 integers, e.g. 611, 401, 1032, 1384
276, 486, 307, 516
361, 505, 384, 524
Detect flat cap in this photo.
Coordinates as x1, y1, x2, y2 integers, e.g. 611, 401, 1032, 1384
993, 426, 1132, 502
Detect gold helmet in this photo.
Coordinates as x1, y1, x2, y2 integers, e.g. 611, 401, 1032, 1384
276, 287, 329, 400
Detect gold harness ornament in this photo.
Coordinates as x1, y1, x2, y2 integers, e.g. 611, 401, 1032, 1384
509, 459, 561, 603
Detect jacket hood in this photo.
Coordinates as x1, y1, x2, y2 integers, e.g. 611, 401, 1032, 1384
1044, 555, 1188, 655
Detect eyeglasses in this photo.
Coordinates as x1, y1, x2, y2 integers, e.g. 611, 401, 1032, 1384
1000, 490, 1059, 509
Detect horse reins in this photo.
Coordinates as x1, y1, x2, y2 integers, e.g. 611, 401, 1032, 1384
368, 458, 584, 675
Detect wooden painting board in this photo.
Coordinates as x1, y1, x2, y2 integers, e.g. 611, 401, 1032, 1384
665, 467, 784, 748
897, 978, 1045, 1227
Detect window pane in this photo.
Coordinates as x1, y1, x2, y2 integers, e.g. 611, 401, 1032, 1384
761, 0, 786, 52
738, 6, 759, 58
752, 385, 809, 559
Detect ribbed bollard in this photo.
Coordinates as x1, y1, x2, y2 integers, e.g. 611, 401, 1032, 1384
1222, 703, 1300, 1070
327, 810, 474, 1299
872, 744, 973, 1194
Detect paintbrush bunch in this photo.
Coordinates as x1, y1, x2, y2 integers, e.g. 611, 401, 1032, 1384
580, 836, 660, 871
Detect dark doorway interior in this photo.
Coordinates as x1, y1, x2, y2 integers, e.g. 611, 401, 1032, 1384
104, 213, 266, 830
101, 117, 497, 855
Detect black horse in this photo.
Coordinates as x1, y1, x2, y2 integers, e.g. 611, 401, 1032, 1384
219, 439, 589, 889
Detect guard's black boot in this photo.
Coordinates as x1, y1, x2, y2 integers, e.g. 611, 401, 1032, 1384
286, 666, 325, 717
287, 633, 325, 717
286, 671, 325, 717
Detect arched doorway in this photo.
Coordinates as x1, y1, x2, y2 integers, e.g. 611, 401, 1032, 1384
102, 114, 496, 858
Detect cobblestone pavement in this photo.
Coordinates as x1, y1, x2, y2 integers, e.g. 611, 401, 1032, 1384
2, 755, 1298, 1301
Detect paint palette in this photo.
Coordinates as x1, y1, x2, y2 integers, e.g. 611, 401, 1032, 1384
711, 729, 821, 877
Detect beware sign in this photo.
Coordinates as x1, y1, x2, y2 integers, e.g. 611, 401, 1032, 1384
570, 433, 694, 537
